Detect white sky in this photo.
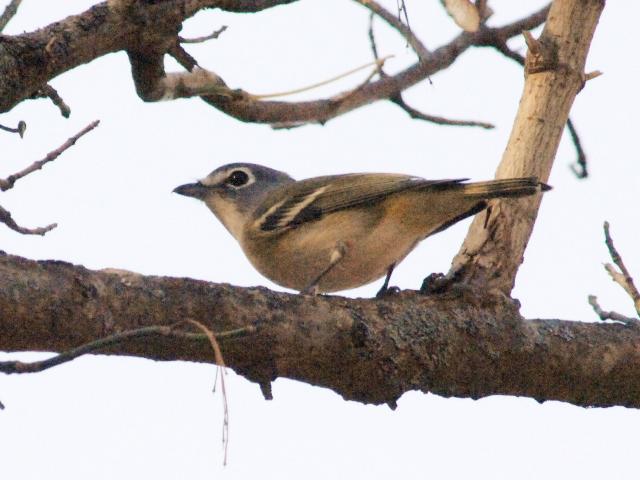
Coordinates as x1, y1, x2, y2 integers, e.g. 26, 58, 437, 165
1, 1, 640, 479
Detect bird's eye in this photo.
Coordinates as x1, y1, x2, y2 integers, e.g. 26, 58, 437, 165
226, 170, 250, 187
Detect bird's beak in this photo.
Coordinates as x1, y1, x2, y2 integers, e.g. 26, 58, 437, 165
173, 182, 209, 200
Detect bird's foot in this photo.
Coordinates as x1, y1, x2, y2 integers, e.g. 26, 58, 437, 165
376, 285, 401, 298
420, 272, 451, 295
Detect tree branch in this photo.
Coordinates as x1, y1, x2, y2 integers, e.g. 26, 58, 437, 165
391, 94, 494, 129
603, 222, 640, 317
0, 1, 549, 127
0, 119, 25, 137
354, 0, 430, 61
1, 252, 639, 409
0, 120, 99, 192
178, 25, 227, 44
31, 84, 71, 118
450, 0, 605, 294
0, 205, 56, 235
0, 0, 22, 32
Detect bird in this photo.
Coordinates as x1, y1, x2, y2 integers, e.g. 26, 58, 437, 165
174, 163, 549, 296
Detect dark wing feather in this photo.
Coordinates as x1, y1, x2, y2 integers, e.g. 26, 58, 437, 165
256, 173, 466, 232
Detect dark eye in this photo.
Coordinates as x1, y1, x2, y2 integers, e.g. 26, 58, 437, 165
226, 170, 249, 187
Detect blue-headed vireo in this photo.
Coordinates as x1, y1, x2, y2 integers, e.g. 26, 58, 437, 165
174, 163, 549, 295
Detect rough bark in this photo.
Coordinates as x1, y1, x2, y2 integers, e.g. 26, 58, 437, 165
2, 252, 638, 409
0, 1, 548, 125
451, 0, 605, 293
0, 1, 619, 412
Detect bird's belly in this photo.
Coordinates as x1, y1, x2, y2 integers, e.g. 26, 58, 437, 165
243, 209, 421, 293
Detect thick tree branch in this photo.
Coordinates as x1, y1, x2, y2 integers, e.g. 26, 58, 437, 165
1, 252, 639, 409
0, 1, 549, 127
199, 7, 550, 125
450, 0, 605, 294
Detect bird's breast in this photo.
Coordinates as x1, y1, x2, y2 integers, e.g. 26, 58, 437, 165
241, 204, 423, 292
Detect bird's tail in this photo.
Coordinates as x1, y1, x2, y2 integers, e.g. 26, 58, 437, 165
461, 177, 550, 199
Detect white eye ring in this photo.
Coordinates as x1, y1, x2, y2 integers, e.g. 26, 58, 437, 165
200, 167, 256, 188
224, 167, 255, 189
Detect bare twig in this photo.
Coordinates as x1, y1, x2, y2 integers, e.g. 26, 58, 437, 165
0, 323, 255, 375
33, 85, 72, 118
0, 120, 99, 192
252, 56, 392, 100
0, 205, 57, 235
369, 10, 488, 128
367, 12, 386, 77
193, 4, 548, 126
567, 118, 588, 178
603, 221, 640, 317
185, 319, 230, 465
489, 38, 525, 65
391, 94, 494, 129
396, 0, 411, 38
475, 0, 489, 21
169, 42, 199, 70
588, 295, 637, 325
0, 120, 26, 137
179, 25, 227, 43
355, 0, 430, 61
584, 70, 602, 82
0, 0, 22, 32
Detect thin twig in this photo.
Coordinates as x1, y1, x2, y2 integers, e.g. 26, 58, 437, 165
588, 295, 637, 325
200, 4, 549, 126
169, 42, 199, 71
603, 221, 640, 317
252, 56, 392, 100
0, 120, 99, 192
0, 204, 57, 235
368, 9, 491, 129
392, 94, 494, 129
367, 12, 386, 78
34, 85, 71, 118
179, 25, 227, 43
354, 0, 430, 61
475, 0, 489, 21
0, 0, 22, 32
0, 324, 255, 375
184, 319, 230, 466
0, 120, 26, 137
567, 118, 588, 178
489, 38, 525, 65
396, 0, 412, 41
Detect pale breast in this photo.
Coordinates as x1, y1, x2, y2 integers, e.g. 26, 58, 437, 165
241, 201, 425, 292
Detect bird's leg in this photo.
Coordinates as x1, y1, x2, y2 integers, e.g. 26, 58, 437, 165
301, 241, 347, 295
375, 263, 397, 298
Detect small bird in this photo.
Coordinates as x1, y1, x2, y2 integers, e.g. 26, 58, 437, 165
174, 163, 548, 295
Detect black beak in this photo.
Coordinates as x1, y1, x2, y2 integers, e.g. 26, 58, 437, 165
173, 182, 209, 200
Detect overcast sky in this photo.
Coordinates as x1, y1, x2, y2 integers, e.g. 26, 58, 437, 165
2, 1, 640, 479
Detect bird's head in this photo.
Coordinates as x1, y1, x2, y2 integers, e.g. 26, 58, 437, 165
173, 163, 294, 240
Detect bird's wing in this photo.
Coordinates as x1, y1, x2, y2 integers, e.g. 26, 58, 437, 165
254, 173, 465, 232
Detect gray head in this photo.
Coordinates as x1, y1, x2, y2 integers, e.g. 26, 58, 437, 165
174, 163, 295, 240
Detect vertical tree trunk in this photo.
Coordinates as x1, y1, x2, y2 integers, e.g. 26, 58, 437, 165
450, 0, 605, 294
